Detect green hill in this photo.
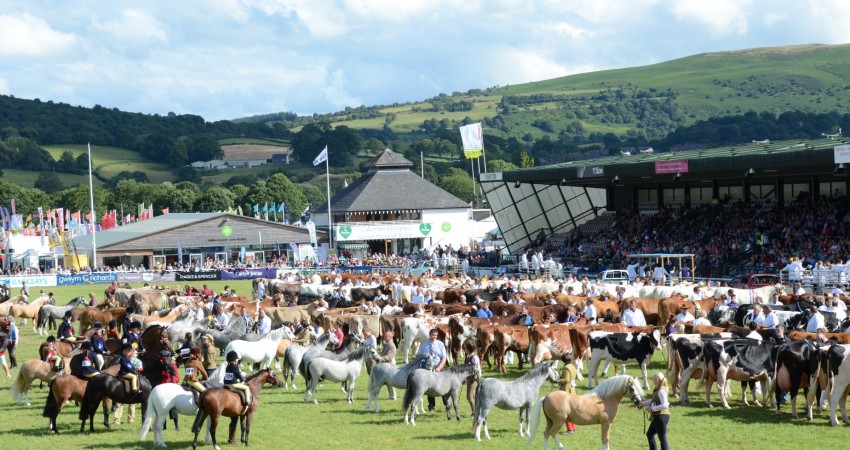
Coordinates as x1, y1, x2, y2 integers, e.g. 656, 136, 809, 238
243, 43, 850, 142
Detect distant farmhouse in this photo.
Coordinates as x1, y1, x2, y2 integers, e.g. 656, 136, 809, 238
191, 144, 292, 170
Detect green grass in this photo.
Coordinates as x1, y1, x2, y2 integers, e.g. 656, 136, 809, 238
2, 169, 97, 188
43, 145, 174, 183
1, 281, 847, 449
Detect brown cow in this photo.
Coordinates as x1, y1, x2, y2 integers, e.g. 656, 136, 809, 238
493, 325, 530, 373
448, 314, 519, 364
617, 298, 661, 325
530, 324, 575, 365
657, 296, 719, 326
787, 331, 850, 343
476, 324, 500, 369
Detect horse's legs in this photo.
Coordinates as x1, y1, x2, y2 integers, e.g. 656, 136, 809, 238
210, 415, 221, 450
169, 408, 179, 432
452, 391, 461, 421
192, 410, 208, 450
518, 407, 525, 436
600, 420, 611, 450
348, 378, 356, 404
245, 414, 252, 445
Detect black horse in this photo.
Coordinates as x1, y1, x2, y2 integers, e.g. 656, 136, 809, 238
78, 372, 152, 433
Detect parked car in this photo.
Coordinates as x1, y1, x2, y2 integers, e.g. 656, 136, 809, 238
597, 269, 629, 284
730, 273, 780, 289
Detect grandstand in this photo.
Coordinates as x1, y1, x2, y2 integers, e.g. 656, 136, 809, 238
480, 138, 850, 276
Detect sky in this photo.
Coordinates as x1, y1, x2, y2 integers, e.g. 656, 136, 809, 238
1, 0, 849, 121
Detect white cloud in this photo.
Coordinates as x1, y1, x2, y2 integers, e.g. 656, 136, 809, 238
534, 22, 591, 39
91, 9, 168, 44
762, 11, 788, 26
670, 0, 752, 37
0, 77, 8, 94
806, 0, 850, 44
492, 48, 574, 85
0, 13, 77, 58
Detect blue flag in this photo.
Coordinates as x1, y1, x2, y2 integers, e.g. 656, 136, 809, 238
270, 202, 276, 213
252, 204, 259, 213
262, 203, 268, 213
278, 202, 285, 213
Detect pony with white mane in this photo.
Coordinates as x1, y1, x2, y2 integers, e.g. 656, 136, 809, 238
472, 362, 560, 441
225, 327, 294, 369
281, 332, 339, 389
527, 375, 644, 450
139, 379, 221, 448
365, 354, 427, 413
303, 345, 378, 404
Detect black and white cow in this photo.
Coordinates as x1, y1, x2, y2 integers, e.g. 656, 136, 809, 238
702, 339, 776, 409
587, 329, 662, 390
667, 333, 732, 405
773, 340, 826, 419
824, 343, 850, 426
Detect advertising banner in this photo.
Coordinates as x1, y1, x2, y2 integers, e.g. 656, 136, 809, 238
335, 223, 435, 242
117, 272, 176, 283
654, 160, 689, 174
56, 272, 118, 286
576, 165, 604, 178
0, 274, 57, 287
219, 268, 277, 280
835, 145, 850, 163
175, 271, 220, 282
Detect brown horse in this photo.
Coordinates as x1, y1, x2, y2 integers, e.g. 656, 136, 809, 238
42, 364, 120, 433
10, 297, 52, 324
78, 369, 153, 433
78, 307, 131, 334
191, 369, 282, 449
527, 375, 645, 450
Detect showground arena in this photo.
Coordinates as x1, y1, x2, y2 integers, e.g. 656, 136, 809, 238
0, 271, 849, 450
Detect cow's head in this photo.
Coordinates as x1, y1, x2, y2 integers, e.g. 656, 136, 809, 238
651, 329, 663, 350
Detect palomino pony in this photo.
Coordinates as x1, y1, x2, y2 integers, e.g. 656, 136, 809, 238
472, 362, 560, 441
281, 332, 339, 389
10, 297, 53, 325
365, 354, 427, 413
191, 369, 282, 450
42, 364, 119, 433
402, 364, 478, 426
527, 375, 645, 450
11, 352, 79, 406
36, 296, 86, 335
139, 380, 223, 448
78, 371, 153, 433
224, 327, 294, 370
304, 345, 379, 404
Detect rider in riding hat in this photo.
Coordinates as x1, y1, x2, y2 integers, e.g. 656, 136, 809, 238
57, 310, 77, 348
90, 322, 107, 370
182, 346, 208, 394
123, 307, 135, 337
43, 335, 64, 372
119, 343, 141, 394
78, 341, 101, 379
224, 350, 251, 407
123, 320, 145, 355
106, 319, 121, 339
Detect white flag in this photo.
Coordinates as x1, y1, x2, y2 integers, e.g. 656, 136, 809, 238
313, 146, 328, 166
459, 123, 484, 159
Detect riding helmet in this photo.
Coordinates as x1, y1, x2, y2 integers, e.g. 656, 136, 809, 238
63, 310, 72, 318
108, 320, 118, 329
93, 321, 103, 329
126, 306, 135, 314
46, 335, 56, 342
131, 320, 142, 329
226, 350, 240, 362
121, 343, 133, 352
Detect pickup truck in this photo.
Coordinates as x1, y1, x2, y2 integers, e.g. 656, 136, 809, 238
730, 273, 780, 289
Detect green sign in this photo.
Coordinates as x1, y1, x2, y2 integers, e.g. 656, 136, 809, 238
338, 225, 352, 239
419, 223, 432, 236
441, 222, 451, 232
221, 225, 233, 237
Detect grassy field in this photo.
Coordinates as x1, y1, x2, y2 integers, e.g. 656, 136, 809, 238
43, 145, 174, 184
2, 169, 96, 188
1, 280, 848, 449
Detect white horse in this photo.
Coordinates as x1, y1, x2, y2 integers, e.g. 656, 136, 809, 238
366, 354, 427, 413
281, 332, 339, 389
304, 346, 378, 404
225, 327, 293, 369
139, 380, 221, 448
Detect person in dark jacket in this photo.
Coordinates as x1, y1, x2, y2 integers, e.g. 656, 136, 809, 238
58, 311, 77, 347
118, 343, 140, 394
90, 322, 107, 370
123, 321, 145, 354
123, 307, 135, 337
77, 341, 101, 379
223, 350, 250, 406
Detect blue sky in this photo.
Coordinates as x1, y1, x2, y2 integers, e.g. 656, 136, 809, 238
0, 0, 848, 121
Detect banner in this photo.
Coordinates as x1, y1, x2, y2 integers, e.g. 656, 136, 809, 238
117, 272, 176, 283
56, 272, 118, 286
175, 271, 220, 281
459, 123, 484, 159
313, 146, 328, 166
835, 145, 850, 163
220, 268, 277, 280
654, 160, 689, 174
335, 223, 436, 241
0, 274, 57, 287
577, 165, 604, 178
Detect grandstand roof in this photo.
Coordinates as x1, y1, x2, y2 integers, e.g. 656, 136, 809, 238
502, 137, 848, 187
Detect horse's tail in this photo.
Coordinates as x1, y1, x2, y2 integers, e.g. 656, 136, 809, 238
304, 360, 313, 384
10, 366, 26, 401
282, 347, 292, 377
526, 396, 545, 447
471, 381, 483, 432
42, 380, 57, 418
36, 306, 46, 333
138, 395, 156, 441
401, 372, 417, 413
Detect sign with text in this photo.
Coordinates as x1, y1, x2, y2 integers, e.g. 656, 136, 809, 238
0, 275, 57, 287
117, 272, 176, 283
57, 272, 118, 286
835, 145, 850, 163
220, 268, 278, 280
577, 165, 605, 178
335, 223, 436, 241
175, 271, 220, 281
654, 160, 689, 174
479, 172, 503, 182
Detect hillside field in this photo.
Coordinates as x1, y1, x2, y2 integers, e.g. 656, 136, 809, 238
43, 145, 174, 184
0, 280, 847, 449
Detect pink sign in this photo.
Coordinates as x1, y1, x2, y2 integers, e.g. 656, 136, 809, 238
655, 160, 689, 174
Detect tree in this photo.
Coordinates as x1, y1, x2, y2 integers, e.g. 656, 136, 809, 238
298, 183, 326, 208
34, 172, 64, 193
75, 152, 89, 173
194, 186, 236, 212
189, 134, 223, 162
0, 181, 51, 215
439, 174, 474, 203
168, 138, 189, 166
174, 166, 201, 183
52, 185, 109, 217
265, 173, 307, 217
486, 159, 518, 172
520, 151, 535, 168
57, 150, 80, 174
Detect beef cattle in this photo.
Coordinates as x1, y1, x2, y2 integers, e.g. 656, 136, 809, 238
348, 314, 382, 337
773, 340, 826, 419
733, 303, 805, 326
824, 344, 850, 426
399, 315, 448, 362
587, 329, 662, 389
447, 314, 518, 364
350, 286, 390, 302
707, 305, 736, 326
787, 331, 850, 343
529, 324, 579, 379
617, 298, 661, 325
476, 324, 500, 369
492, 325, 530, 373
702, 339, 775, 409
658, 296, 719, 325
666, 333, 732, 405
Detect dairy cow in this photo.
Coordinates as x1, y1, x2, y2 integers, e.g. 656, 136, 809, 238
667, 333, 732, 404
702, 339, 776, 409
587, 329, 663, 389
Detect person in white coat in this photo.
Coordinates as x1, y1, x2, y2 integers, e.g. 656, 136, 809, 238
622, 300, 647, 327
806, 306, 825, 333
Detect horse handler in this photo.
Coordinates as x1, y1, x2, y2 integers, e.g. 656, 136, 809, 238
640, 372, 670, 450
557, 354, 577, 434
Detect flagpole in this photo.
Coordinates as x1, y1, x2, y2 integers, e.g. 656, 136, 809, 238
326, 148, 333, 250
421, 150, 424, 178
470, 157, 476, 199
87, 143, 97, 269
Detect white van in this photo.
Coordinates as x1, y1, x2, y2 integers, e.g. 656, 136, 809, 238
598, 269, 629, 283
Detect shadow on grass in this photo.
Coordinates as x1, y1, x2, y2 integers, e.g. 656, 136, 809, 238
682, 405, 826, 426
